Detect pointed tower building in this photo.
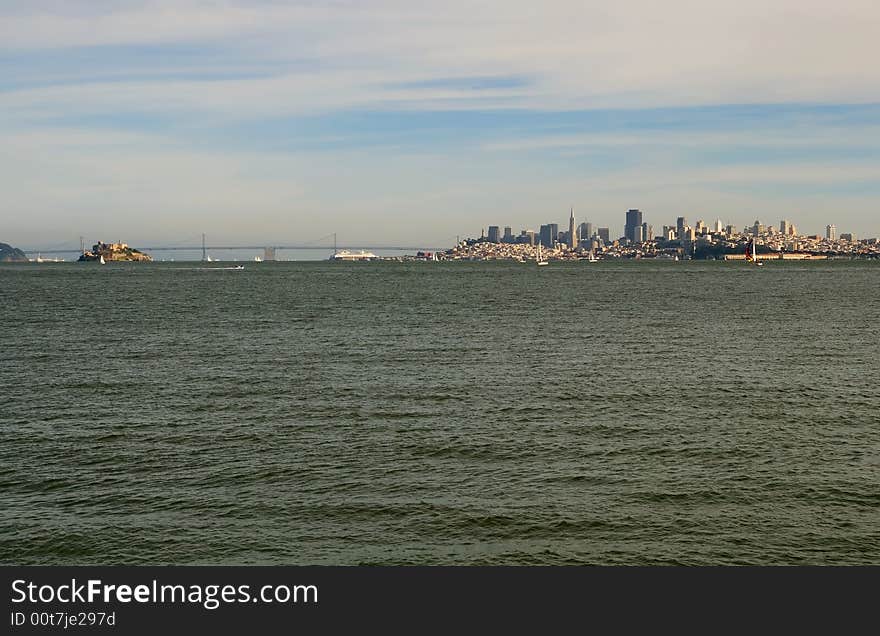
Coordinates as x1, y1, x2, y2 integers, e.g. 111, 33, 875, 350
569, 208, 577, 250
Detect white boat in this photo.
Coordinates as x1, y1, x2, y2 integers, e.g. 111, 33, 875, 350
99, 255, 106, 265
329, 249, 378, 261
33, 253, 64, 263
536, 244, 548, 266
254, 256, 263, 262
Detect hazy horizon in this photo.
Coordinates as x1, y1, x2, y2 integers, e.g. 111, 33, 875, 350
3, 1, 880, 247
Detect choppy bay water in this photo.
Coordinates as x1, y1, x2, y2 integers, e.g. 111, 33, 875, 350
1, 260, 878, 565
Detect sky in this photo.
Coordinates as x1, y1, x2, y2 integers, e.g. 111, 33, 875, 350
2, 0, 880, 249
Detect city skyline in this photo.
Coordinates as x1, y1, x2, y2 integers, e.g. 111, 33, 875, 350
470, 210, 869, 248
3, 1, 880, 246
447, 208, 880, 262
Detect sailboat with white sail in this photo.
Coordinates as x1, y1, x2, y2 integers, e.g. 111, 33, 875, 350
536, 243, 548, 266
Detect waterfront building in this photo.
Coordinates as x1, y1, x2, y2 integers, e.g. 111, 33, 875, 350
625, 209, 643, 243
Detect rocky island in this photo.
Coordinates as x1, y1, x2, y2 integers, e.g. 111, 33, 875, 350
0, 242, 28, 262
78, 241, 152, 262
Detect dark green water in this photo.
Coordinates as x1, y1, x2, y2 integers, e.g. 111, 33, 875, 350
2, 261, 878, 565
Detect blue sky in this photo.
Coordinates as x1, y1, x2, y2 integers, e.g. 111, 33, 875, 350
2, 1, 880, 247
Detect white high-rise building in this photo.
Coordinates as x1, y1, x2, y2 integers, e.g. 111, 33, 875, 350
780, 219, 791, 235
826, 224, 836, 241
714, 219, 723, 233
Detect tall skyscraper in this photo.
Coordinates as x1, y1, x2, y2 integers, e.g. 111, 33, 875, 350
579, 222, 593, 242
597, 227, 610, 243
539, 223, 558, 247
503, 226, 513, 242
714, 219, 724, 233
539, 225, 551, 248
676, 217, 687, 238
826, 224, 836, 240
568, 208, 577, 249
780, 219, 791, 235
487, 226, 501, 243
625, 209, 643, 243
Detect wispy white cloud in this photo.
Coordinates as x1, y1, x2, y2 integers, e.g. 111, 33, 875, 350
481, 127, 880, 152
3, 1, 880, 114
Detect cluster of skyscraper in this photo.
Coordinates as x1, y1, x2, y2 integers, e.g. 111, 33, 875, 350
486, 209, 615, 250
482, 210, 857, 249
485, 208, 653, 250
